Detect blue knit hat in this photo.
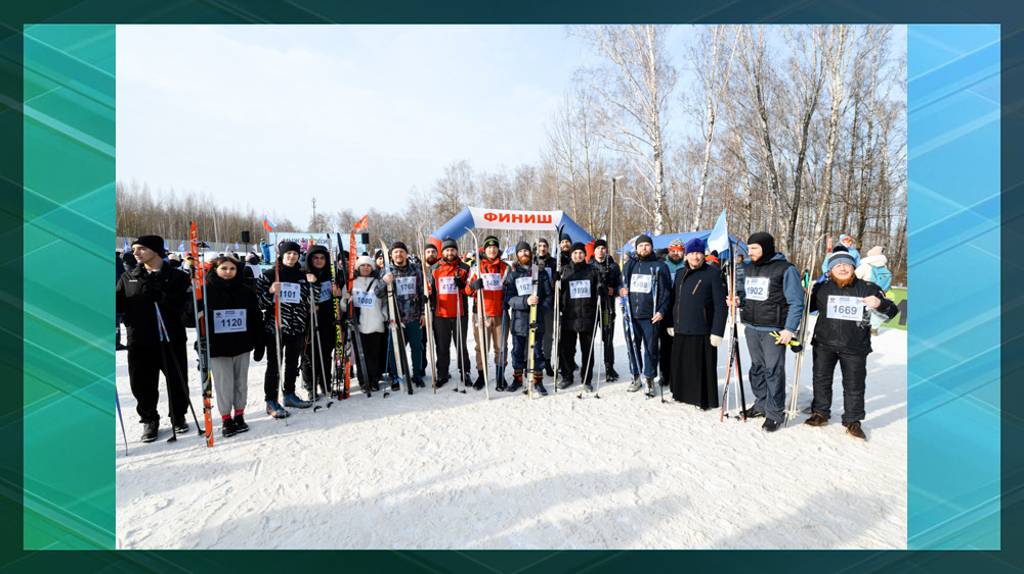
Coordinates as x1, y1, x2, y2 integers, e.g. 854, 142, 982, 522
827, 251, 856, 271
684, 237, 706, 255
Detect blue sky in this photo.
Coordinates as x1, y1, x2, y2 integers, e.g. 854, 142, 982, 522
117, 25, 905, 227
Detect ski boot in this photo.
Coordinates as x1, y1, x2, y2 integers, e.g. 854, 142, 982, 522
762, 418, 781, 433
495, 375, 507, 392
584, 382, 594, 393
741, 407, 765, 419
221, 417, 238, 438
627, 377, 644, 393
435, 374, 449, 388
233, 413, 249, 433
266, 400, 290, 419
533, 373, 549, 396
473, 371, 485, 391
141, 420, 158, 443
283, 393, 312, 409
557, 377, 574, 390
606, 365, 619, 382
507, 370, 524, 393
644, 377, 657, 397
391, 378, 401, 392
461, 372, 474, 388
413, 376, 426, 388
171, 418, 189, 434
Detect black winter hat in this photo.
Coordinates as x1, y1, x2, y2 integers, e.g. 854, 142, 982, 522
746, 232, 776, 264
515, 241, 532, 254
593, 238, 608, 249
441, 237, 458, 252
391, 241, 409, 254
560, 232, 572, 243
132, 235, 166, 256
571, 242, 586, 254
483, 235, 500, 248
635, 234, 653, 247
278, 241, 301, 256
537, 237, 549, 246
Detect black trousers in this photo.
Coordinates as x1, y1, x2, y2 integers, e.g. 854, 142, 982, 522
127, 341, 191, 424
811, 344, 868, 423
355, 330, 387, 387
559, 328, 596, 384
433, 315, 470, 378
302, 322, 336, 393
599, 304, 617, 367
264, 331, 303, 402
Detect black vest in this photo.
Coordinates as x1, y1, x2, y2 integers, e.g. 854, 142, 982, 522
741, 258, 791, 329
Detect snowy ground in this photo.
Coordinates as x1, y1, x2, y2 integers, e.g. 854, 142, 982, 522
116, 315, 907, 550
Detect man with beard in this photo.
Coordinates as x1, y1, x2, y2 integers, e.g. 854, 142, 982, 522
380, 241, 427, 389
428, 237, 472, 388
466, 236, 510, 390
731, 232, 804, 432
658, 238, 687, 387
535, 237, 558, 377
502, 242, 552, 394
804, 251, 897, 439
590, 239, 621, 381
115, 235, 193, 442
669, 238, 727, 409
619, 234, 672, 396
557, 242, 600, 390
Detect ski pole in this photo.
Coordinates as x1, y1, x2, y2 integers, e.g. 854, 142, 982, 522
115, 391, 128, 456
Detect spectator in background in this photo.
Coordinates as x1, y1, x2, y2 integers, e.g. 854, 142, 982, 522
856, 245, 894, 335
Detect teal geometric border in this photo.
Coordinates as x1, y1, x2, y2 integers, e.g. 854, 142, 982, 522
22, 24, 115, 550
907, 24, 1000, 550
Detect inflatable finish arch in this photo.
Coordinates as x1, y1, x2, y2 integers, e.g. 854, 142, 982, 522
429, 207, 593, 252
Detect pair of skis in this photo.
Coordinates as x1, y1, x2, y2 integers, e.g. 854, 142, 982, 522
188, 221, 216, 444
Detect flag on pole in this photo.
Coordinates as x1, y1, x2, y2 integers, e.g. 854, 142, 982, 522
707, 209, 730, 256
353, 214, 369, 231
122, 238, 129, 253
178, 241, 185, 252
234, 242, 240, 251
262, 216, 275, 233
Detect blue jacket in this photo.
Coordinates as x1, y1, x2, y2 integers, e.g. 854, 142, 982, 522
620, 253, 672, 320
738, 252, 805, 333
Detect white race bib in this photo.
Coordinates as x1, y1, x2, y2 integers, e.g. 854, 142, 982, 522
744, 277, 770, 302
213, 309, 246, 334
318, 281, 332, 303
279, 282, 301, 304
569, 280, 591, 299
395, 275, 416, 296
438, 276, 457, 295
353, 289, 375, 309
630, 274, 652, 294
826, 295, 865, 322
482, 272, 502, 291
515, 276, 533, 297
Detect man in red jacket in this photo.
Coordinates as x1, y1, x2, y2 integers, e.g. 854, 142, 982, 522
428, 237, 472, 388
466, 236, 510, 391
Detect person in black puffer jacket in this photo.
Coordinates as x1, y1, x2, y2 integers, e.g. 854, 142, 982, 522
256, 241, 317, 417
556, 242, 600, 390
204, 255, 264, 436
668, 238, 727, 409
803, 251, 898, 440
502, 241, 552, 394
301, 244, 341, 398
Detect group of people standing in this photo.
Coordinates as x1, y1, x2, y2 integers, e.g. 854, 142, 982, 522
115, 227, 898, 444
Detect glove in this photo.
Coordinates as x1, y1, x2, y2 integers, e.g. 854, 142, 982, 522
667, 327, 675, 337
253, 341, 265, 362
470, 278, 484, 291
710, 334, 721, 347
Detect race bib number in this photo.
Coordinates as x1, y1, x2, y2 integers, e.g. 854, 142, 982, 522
213, 309, 246, 334
744, 277, 770, 302
395, 276, 417, 296
482, 273, 502, 291
569, 280, 591, 299
438, 276, 457, 295
515, 276, 533, 297
826, 295, 865, 322
318, 281, 332, 303
353, 289, 375, 309
630, 274, 652, 294
279, 282, 301, 304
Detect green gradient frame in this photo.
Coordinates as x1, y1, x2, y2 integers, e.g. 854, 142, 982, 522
4, 1, 1021, 572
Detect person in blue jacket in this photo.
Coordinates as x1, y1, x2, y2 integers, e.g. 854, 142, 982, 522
618, 234, 672, 397
731, 232, 805, 432
503, 241, 552, 395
